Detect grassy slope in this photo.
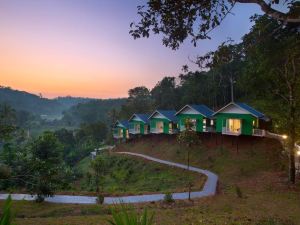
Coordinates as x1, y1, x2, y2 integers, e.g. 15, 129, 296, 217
61, 153, 206, 196
3, 134, 300, 225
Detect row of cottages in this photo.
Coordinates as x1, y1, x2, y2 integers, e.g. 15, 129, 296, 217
113, 102, 269, 141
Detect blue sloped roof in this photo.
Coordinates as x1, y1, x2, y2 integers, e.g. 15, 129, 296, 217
135, 114, 150, 123
156, 110, 178, 122
189, 104, 214, 118
236, 102, 265, 118
118, 120, 129, 128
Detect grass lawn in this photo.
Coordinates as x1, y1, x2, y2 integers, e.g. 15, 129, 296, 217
2, 134, 300, 225
61, 153, 206, 196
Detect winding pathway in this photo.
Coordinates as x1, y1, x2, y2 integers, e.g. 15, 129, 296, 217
0, 152, 218, 204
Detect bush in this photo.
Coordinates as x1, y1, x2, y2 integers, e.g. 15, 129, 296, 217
164, 192, 175, 203
108, 205, 154, 225
35, 195, 45, 203
96, 194, 105, 204
235, 185, 243, 198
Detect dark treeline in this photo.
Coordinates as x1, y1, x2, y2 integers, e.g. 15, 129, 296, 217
118, 15, 300, 137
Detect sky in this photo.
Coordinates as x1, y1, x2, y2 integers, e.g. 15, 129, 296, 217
0, 0, 263, 99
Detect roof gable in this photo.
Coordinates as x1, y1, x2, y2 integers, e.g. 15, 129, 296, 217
176, 104, 214, 118
115, 120, 129, 129
149, 110, 177, 122
129, 114, 150, 123
213, 102, 265, 119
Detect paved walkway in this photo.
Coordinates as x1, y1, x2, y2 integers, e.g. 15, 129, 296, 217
0, 152, 218, 204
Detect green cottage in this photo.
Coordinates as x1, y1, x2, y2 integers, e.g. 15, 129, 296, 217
148, 110, 178, 134
175, 104, 215, 132
113, 120, 130, 140
128, 113, 150, 135
213, 102, 269, 136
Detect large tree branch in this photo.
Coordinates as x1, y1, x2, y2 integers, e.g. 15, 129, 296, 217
234, 0, 300, 23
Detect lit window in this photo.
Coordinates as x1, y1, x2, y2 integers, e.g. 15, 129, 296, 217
210, 120, 214, 126
203, 119, 206, 124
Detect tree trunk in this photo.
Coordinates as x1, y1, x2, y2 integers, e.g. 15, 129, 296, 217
188, 149, 191, 200
288, 100, 296, 184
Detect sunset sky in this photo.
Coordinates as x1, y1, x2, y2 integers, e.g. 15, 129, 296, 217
0, 0, 263, 99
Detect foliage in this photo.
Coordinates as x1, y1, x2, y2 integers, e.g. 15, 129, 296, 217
96, 194, 105, 204
0, 195, 12, 225
0, 104, 16, 142
151, 77, 178, 109
130, 0, 299, 49
77, 154, 203, 195
235, 185, 243, 199
107, 205, 154, 225
62, 99, 126, 126
26, 131, 65, 201
163, 192, 174, 203
177, 119, 200, 147
119, 87, 153, 119
90, 155, 108, 193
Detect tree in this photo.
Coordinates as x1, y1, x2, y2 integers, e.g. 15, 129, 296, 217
130, 0, 300, 49
119, 86, 153, 118
76, 122, 107, 144
0, 104, 16, 142
242, 15, 300, 183
26, 131, 64, 201
195, 41, 245, 106
151, 77, 178, 109
90, 155, 107, 193
177, 119, 200, 200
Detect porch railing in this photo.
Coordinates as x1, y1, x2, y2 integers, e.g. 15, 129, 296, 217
113, 134, 123, 139
129, 129, 140, 134
150, 128, 163, 134
222, 127, 241, 136
252, 129, 266, 137
179, 125, 196, 132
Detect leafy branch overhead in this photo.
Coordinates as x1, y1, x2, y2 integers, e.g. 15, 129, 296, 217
130, 0, 300, 49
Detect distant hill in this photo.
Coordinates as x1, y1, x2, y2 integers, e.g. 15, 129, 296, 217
0, 86, 125, 119
61, 98, 126, 126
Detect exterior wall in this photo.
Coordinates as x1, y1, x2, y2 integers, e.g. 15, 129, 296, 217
150, 118, 171, 134
114, 125, 129, 139
215, 113, 256, 135
129, 120, 146, 134
177, 114, 204, 132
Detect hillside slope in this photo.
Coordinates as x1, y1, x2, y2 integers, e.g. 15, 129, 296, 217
0, 86, 95, 116
2, 134, 299, 225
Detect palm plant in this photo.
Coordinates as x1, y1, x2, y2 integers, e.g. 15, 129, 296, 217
107, 205, 154, 225
0, 195, 13, 225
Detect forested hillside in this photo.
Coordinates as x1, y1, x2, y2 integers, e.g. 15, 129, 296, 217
0, 87, 93, 117
61, 98, 126, 126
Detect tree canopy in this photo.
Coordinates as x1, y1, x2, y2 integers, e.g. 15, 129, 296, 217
130, 0, 300, 49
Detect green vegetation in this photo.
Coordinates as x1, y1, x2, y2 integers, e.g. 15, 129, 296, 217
1, 136, 300, 225
0, 195, 12, 225
130, 1, 298, 49
108, 205, 154, 225
73, 153, 205, 195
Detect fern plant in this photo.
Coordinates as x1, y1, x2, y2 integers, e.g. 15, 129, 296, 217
107, 205, 154, 225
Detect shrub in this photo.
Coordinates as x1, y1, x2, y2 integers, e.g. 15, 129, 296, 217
107, 205, 154, 225
164, 192, 175, 203
96, 194, 105, 204
235, 185, 243, 198
35, 195, 45, 203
